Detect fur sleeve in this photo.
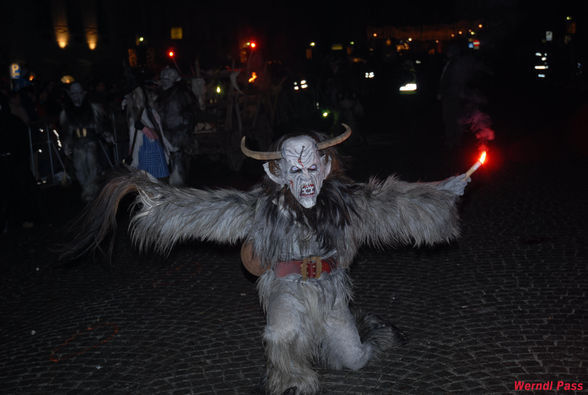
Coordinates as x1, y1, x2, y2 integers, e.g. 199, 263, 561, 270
90, 102, 112, 138
130, 175, 258, 253
350, 175, 460, 248
59, 170, 258, 262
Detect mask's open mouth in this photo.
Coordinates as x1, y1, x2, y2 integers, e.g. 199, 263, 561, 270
300, 184, 316, 197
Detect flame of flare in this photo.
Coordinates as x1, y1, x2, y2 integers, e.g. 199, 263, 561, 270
479, 151, 487, 164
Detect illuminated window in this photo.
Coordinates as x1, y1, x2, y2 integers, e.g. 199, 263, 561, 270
55, 26, 69, 48
85, 24, 98, 50
86, 35, 97, 50
170, 27, 183, 40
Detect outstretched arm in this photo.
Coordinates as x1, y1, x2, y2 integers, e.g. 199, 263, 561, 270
350, 174, 468, 248
130, 174, 257, 253
60, 169, 257, 261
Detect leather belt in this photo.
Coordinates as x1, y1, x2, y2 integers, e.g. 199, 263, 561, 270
275, 256, 336, 280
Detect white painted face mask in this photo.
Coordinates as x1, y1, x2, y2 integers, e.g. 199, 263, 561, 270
160, 66, 180, 91
263, 136, 331, 208
240, 124, 352, 208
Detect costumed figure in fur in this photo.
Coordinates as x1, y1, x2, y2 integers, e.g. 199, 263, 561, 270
60, 82, 113, 202
61, 124, 470, 394
154, 66, 198, 186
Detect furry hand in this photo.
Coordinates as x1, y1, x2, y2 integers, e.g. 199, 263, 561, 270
436, 174, 470, 196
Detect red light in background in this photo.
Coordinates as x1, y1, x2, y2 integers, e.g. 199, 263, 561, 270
250, 42, 256, 49
168, 50, 175, 58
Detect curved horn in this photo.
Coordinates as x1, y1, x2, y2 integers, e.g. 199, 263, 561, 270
317, 123, 352, 150
240, 137, 282, 161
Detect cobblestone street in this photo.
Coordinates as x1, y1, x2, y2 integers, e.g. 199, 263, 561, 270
1, 85, 587, 394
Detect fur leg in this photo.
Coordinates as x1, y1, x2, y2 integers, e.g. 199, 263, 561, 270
263, 294, 320, 395
168, 151, 185, 186
323, 305, 407, 371
322, 302, 373, 370
74, 142, 99, 202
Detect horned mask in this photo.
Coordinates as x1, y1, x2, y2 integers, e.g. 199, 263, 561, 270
241, 124, 351, 208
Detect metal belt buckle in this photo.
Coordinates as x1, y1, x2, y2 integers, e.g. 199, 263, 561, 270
301, 256, 322, 280
75, 128, 88, 138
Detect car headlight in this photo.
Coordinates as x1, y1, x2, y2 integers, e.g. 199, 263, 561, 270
399, 82, 417, 92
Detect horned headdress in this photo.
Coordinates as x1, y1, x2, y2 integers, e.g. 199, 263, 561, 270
240, 124, 352, 209
240, 123, 352, 161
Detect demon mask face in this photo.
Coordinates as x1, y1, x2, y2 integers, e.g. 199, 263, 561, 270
160, 66, 181, 91
68, 82, 86, 107
240, 124, 352, 209
265, 136, 331, 208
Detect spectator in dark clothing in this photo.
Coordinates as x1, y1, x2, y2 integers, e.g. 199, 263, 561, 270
0, 94, 37, 232
438, 41, 494, 149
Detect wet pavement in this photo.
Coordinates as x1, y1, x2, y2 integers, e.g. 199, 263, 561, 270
1, 82, 587, 394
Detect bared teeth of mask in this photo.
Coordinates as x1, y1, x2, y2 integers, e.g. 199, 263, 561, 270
300, 184, 315, 196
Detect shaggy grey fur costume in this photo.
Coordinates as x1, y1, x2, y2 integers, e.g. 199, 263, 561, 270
154, 67, 197, 186
62, 128, 467, 394
60, 84, 112, 202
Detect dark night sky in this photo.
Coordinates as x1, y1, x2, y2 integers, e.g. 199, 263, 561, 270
1, 1, 586, 81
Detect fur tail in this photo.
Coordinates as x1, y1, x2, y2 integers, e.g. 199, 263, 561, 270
57, 168, 149, 263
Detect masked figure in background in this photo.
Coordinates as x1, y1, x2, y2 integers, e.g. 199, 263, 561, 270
155, 66, 197, 186
60, 82, 112, 202
62, 124, 470, 394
